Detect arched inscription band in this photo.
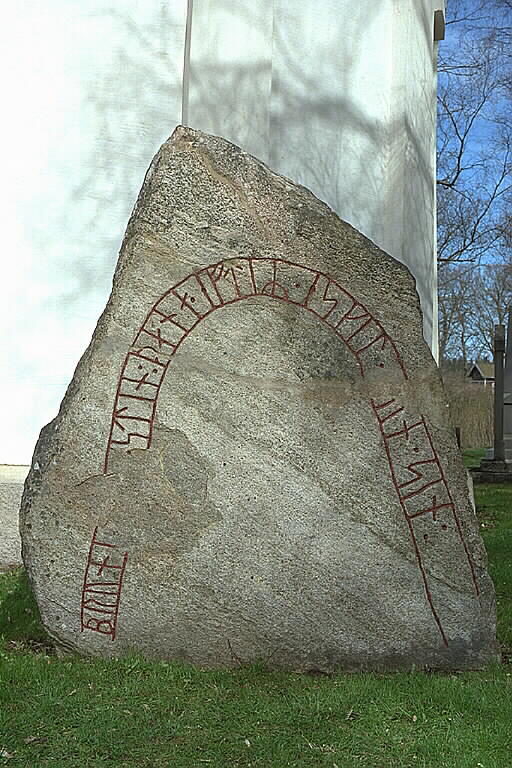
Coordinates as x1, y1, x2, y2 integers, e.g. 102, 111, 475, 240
80, 257, 479, 644
104, 256, 408, 472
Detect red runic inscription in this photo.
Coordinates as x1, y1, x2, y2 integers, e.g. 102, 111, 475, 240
371, 398, 480, 646
80, 527, 128, 641
100, 256, 478, 647
104, 257, 407, 473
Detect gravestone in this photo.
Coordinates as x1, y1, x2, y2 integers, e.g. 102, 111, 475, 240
21, 127, 497, 670
474, 318, 512, 483
504, 312, 512, 461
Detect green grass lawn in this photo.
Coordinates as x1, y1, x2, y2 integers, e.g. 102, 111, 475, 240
1, 474, 511, 768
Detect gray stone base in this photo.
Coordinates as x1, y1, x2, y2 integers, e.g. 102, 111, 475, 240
0, 465, 29, 572
471, 459, 512, 484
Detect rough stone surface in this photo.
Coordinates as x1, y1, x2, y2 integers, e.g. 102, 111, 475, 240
21, 127, 497, 670
0, 465, 28, 572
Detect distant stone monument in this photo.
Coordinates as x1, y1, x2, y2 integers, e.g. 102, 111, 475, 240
504, 312, 512, 460
474, 314, 512, 482
21, 128, 496, 670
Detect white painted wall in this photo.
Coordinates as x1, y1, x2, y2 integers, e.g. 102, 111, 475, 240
1, 0, 442, 464
186, 0, 442, 357
1, 1, 188, 464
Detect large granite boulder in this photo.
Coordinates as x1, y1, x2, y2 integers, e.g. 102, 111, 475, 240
21, 127, 497, 669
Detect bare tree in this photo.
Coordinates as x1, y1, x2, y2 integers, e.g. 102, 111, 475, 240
438, 263, 478, 365
438, 256, 512, 364
470, 258, 512, 357
437, 0, 511, 264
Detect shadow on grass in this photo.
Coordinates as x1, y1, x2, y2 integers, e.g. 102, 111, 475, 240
0, 567, 53, 653
473, 481, 512, 665
463, 447, 486, 469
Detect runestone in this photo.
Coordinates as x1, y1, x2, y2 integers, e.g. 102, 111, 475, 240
21, 127, 497, 670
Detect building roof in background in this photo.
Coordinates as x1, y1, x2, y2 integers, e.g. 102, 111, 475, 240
467, 362, 495, 379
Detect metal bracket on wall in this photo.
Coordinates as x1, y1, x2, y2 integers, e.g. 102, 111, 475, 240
434, 9, 446, 41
